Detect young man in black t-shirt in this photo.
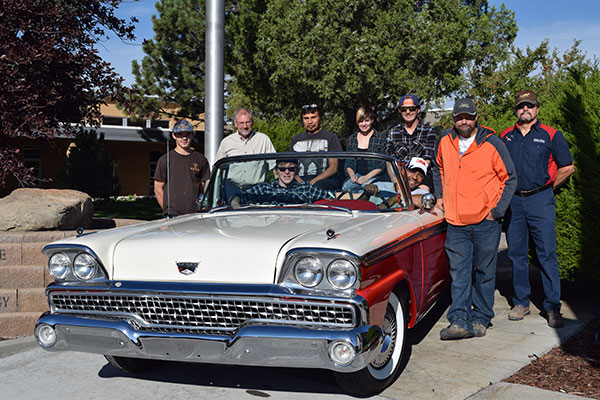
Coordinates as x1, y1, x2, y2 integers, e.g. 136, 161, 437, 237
154, 120, 210, 216
289, 104, 342, 191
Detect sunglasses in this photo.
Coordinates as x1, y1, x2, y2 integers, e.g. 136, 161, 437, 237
277, 166, 297, 172
400, 106, 418, 112
516, 102, 536, 110
302, 103, 318, 110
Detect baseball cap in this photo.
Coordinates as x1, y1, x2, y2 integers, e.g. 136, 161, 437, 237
173, 120, 194, 133
452, 98, 477, 117
515, 90, 539, 108
398, 94, 421, 108
407, 157, 428, 175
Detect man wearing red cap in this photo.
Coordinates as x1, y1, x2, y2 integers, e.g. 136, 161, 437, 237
500, 90, 575, 328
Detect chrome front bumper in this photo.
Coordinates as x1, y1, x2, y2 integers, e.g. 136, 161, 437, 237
35, 313, 385, 372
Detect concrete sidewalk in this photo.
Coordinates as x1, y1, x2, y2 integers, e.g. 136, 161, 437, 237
380, 234, 598, 400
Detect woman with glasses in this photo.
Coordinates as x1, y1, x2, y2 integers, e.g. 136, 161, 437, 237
342, 106, 386, 193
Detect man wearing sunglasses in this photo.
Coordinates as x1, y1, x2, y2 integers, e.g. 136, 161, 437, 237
433, 98, 517, 340
385, 94, 437, 166
230, 159, 334, 206
290, 104, 342, 191
500, 90, 575, 328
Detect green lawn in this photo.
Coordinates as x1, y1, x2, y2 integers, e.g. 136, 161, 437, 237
93, 198, 163, 221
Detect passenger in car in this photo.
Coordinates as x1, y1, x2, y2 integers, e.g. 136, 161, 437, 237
229, 159, 334, 206
362, 156, 431, 208
342, 106, 387, 192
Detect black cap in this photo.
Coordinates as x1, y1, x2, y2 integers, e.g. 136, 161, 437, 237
452, 98, 477, 117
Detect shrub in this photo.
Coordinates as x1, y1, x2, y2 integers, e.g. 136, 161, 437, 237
60, 129, 120, 198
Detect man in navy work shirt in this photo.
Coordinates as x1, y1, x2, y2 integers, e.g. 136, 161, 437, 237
230, 159, 334, 206
500, 90, 575, 328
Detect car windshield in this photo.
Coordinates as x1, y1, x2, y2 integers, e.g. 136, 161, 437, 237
200, 152, 411, 212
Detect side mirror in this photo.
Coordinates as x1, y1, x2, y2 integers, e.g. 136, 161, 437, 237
419, 193, 436, 214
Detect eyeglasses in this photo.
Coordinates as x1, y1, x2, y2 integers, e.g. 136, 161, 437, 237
302, 104, 318, 110
276, 166, 297, 172
400, 106, 418, 112
516, 102, 536, 110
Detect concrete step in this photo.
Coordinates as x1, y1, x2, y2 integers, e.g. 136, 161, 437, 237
0, 265, 52, 289
0, 312, 41, 338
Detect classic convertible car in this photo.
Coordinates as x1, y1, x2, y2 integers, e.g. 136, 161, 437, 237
34, 152, 449, 396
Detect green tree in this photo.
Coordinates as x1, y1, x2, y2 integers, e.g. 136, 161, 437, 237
226, 0, 517, 136
128, 0, 207, 120
61, 130, 121, 198
473, 43, 600, 281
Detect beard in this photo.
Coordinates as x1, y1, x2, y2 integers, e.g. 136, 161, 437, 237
518, 111, 535, 124
456, 123, 475, 138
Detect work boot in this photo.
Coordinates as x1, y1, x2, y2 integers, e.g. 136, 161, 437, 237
440, 324, 474, 340
547, 310, 565, 328
508, 305, 530, 321
472, 323, 487, 337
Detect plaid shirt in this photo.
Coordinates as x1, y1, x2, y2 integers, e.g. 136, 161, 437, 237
240, 181, 333, 205
385, 121, 437, 162
345, 130, 387, 174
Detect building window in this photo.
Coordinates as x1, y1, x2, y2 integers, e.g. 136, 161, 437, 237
127, 118, 147, 128
149, 151, 163, 195
102, 116, 125, 126
151, 120, 170, 129
23, 147, 42, 180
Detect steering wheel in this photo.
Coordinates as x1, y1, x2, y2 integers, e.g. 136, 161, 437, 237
336, 187, 363, 200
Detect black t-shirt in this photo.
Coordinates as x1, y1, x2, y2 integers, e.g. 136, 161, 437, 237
289, 129, 342, 176
154, 150, 211, 216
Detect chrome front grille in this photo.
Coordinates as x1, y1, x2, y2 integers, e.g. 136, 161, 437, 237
49, 291, 357, 335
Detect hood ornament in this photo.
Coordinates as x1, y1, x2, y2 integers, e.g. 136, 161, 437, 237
176, 261, 199, 275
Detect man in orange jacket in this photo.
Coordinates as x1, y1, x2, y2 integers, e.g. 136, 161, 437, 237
433, 98, 517, 340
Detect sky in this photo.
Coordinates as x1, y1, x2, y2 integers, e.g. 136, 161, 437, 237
98, 0, 600, 87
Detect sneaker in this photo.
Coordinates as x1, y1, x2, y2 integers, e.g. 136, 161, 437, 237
440, 324, 474, 340
547, 310, 565, 328
473, 323, 487, 337
508, 305, 530, 321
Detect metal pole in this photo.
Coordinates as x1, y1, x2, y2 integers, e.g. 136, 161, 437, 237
205, 0, 224, 166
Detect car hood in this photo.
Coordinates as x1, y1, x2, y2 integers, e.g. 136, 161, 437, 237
110, 211, 359, 283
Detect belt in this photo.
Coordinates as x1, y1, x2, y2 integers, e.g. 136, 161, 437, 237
516, 185, 552, 197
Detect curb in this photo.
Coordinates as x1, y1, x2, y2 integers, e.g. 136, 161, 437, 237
0, 336, 37, 359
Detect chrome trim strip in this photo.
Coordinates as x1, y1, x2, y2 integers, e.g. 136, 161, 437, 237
35, 313, 384, 372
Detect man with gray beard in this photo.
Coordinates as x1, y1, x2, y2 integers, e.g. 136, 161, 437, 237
500, 90, 575, 328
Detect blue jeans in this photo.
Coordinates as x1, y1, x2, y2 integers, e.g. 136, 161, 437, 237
445, 218, 502, 330
341, 174, 376, 192
506, 189, 561, 313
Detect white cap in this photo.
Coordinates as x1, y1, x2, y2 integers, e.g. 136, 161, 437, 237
407, 157, 428, 175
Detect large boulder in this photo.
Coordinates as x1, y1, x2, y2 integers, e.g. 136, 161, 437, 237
0, 188, 93, 231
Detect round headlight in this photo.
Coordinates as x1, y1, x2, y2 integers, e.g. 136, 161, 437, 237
73, 253, 98, 281
294, 257, 323, 287
48, 253, 71, 280
327, 259, 357, 290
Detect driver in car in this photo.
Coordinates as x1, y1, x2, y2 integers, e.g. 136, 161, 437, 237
230, 159, 334, 206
